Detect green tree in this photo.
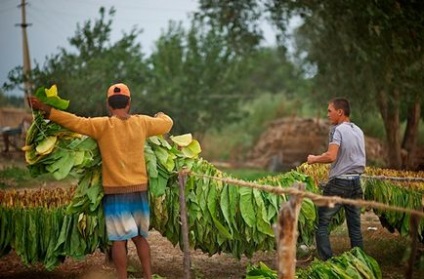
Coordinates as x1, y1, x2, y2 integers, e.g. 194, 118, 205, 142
5, 6, 302, 137
240, 46, 312, 97
282, 0, 424, 169
143, 21, 312, 136
142, 21, 253, 135
195, 0, 264, 53
196, 0, 424, 169
4, 7, 148, 117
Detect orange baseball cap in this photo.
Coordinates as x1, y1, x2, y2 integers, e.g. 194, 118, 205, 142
107, 83, 131, 98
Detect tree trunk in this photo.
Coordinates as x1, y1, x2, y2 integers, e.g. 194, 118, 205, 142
377, 89, 402, 169
402, 98, 421, 170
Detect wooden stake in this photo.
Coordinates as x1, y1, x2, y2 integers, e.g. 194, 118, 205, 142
276, 182, 305, 279
178, 169, 191, 279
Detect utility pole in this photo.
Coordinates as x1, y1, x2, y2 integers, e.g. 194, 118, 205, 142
17, 0, 33, 107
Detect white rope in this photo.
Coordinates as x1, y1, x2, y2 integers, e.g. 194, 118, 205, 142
362, 174, 424, 183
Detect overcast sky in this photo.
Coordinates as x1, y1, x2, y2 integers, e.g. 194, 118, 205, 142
0, 0, 200, 96
0, 0, 278, 97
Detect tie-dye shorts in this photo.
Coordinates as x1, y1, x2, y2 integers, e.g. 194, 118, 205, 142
102, 191, 150, 241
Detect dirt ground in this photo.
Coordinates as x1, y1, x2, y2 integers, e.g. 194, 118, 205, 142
2, 212, 423, 279
1, 153, 424, 279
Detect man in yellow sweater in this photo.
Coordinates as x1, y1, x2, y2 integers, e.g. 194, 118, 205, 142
28, 83, 173, 279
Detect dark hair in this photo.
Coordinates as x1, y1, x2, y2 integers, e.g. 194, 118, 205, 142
108, 95, 130, 109
331, 98, 350, 117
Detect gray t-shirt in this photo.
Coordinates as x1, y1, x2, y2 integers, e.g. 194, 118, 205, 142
328, 122, 366, 179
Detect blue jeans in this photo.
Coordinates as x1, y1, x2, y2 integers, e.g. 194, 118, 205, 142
315, 177, 364, 260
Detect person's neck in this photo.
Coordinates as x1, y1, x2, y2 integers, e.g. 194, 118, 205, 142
112, 109, 130, 120
336, 116, 350, 125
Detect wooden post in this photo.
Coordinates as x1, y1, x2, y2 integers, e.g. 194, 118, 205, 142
405, 215, 418, 279
178, 169, 191, 279
18, 0, 33, 106
275, 182, 305, 279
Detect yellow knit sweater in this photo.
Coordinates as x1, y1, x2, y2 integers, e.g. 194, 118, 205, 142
49, 108, 173, 194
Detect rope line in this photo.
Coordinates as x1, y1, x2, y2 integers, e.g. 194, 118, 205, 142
362, 175, 424, 183
188, 172, 424, 219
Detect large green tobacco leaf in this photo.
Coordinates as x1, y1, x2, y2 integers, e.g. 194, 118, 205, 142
144, 144, 158, 178
34, 85, 70, 110
219, 185, 232, 232
206, 184, 233, 241
0, 209, 12, 256
51, 152, 74, 180
246, 261, 278, 278
239, 187, 256, 227
181, 139, 202, 158
149, 172, 169, 197
26, 209, 38, 263
253, 190, 274, 236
